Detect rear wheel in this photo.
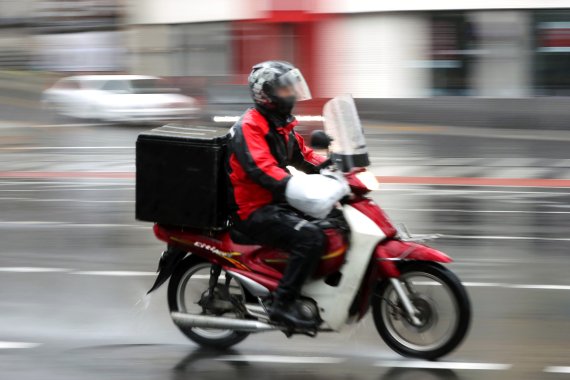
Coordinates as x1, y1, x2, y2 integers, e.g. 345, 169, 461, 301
168, 259, 250, 349
372, 262, 471, 360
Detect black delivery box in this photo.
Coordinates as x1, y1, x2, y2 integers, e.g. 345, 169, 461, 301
136, 124, 230, 229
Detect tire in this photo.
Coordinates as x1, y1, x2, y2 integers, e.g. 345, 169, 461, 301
372, 262, 471, 360
167, 258, 250, 349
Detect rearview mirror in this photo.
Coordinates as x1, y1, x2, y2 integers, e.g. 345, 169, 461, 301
310, 130, 332, 149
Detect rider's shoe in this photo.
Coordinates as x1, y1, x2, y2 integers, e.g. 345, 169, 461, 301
268, 298, 318, 330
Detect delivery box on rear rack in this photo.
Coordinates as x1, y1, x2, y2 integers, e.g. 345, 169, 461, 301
136, 124, 229, 230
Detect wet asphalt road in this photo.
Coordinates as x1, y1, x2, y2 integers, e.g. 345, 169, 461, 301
1, 114, 570, 379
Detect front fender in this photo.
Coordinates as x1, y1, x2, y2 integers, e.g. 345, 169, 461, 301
374, 239, 452, 278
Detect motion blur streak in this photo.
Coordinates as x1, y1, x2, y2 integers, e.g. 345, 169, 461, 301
2, 0, 570, 379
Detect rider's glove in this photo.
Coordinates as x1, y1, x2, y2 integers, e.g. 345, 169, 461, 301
285, 173, 349, 219
320, 168, 350, 195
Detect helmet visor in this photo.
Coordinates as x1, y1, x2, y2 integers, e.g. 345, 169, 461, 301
276, 68, 312, 101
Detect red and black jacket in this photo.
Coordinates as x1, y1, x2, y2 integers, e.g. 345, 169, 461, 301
227, 107, 326, 221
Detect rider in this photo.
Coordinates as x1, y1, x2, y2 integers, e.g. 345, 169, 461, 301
227, 61, 327, 328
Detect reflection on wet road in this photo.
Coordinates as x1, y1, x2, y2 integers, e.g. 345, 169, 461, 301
1, 120, 570, 380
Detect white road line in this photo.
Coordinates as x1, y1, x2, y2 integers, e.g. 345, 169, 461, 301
0, 269, 568, 290
375, 360, 511, 371
0, 221, 147, 229
0, 146, 134, 150
377, 187, 570, 195
545, 366, 570, 374
385, 208, 570, 214
444, 282, 570, 291
0, 197, 134, 203
442, 234, 570, 242
503, 284, 570, 291
216, 355, 345, 364
0, 181, 133, 186
2, 221, 570, 241
0, 342, 42, 349
0, 267, 71, 273
71, 271, 157, 276
0, 188, 134, 192
37, 123, 110, 128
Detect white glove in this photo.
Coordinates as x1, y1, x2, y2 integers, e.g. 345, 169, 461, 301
285, 174, 349, 219
320, 168, 350, 194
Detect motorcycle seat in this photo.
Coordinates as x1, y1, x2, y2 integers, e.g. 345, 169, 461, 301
229, 228, 258, 245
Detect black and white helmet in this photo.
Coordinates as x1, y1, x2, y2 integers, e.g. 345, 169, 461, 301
248, 61, 312, 115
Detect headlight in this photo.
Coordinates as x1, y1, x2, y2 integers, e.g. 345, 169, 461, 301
355, 170, 379, 191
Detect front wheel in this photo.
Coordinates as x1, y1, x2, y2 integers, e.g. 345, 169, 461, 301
373, 262, 471, 360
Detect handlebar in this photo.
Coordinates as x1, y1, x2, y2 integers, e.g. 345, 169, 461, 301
316, 158, 333, 171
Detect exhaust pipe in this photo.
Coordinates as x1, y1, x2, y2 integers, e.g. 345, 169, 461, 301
171, 312, 276, 332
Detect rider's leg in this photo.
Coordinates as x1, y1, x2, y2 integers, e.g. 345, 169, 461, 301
233, 204, 327, 327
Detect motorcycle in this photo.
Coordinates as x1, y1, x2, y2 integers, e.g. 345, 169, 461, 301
147, 95, 471, 360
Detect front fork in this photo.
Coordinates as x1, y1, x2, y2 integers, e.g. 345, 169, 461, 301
389, 278, 422, 327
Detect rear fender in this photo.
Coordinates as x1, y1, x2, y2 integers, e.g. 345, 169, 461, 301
374, 240, 452, 278
147, 247, 202, 294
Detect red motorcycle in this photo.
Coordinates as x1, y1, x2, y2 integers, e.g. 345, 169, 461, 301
147, 95, 471, 360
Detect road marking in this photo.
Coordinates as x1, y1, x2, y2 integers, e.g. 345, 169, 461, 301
217, 355, 345, 364
0, 342, 42, 349
0, 267, 70, 273
0, 221, 147, 229
462, 283, 570, 291
4, 170, 570, 186
442, 234, 570, 242
545, 366, 570, 374
0, 268, 568, 290
375, 360, 511, 370
376, 176, 570, 188
71, 271, 157, 276
2, 221, 570, 242
0, 188, 134, 192
385, 208, 570, 214
0, 181, 133, 186
36, 123, 111, 128
0, 197, 134, 203
3, 171, 570, 186
378, 187, 570, 195
0, 172, 135, 179
419, 282, 570, 291
0, 146, 134, 150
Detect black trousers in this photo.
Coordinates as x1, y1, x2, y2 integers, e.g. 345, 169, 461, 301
233, 204, 327, 302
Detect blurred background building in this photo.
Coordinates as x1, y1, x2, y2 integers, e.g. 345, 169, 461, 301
3, 0, 570, 127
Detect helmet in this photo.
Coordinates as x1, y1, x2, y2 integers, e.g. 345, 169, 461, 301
248, 61, 312, 116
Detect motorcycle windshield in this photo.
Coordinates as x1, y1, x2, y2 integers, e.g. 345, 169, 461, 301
322, 94, 370, 171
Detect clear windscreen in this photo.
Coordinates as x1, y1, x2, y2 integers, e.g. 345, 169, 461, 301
322, 94, 368, 168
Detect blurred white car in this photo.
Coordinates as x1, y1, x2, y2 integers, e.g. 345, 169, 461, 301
42, 75, 199, 123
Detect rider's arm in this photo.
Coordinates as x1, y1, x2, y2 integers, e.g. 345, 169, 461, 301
290, 131, 327, 174
231, 121, 291, 197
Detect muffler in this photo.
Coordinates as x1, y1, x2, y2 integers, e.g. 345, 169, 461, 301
171, 312, 276, 332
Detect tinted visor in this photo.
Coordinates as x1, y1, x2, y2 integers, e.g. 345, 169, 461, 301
276, 68, 312, 101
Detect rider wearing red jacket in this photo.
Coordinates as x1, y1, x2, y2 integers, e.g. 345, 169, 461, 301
227, 61, 327, 328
